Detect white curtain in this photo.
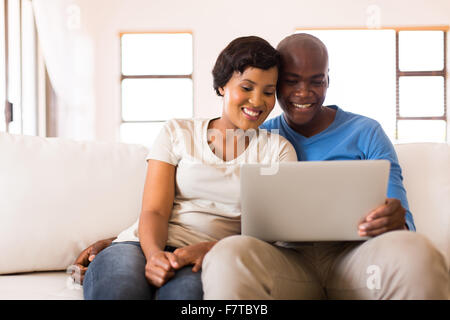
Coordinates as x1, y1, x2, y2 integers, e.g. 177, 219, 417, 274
32, 0, 95, 140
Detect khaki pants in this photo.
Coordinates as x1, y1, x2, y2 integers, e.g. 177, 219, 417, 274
202, 231, 449, 299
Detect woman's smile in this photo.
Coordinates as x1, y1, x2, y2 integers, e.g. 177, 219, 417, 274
241, 107, 263, 121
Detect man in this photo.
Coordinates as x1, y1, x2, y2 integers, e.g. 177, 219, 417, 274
264, 33, 414, 234
200, 33, 448, 299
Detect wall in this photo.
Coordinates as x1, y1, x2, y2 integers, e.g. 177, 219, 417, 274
60, 0, 450, 142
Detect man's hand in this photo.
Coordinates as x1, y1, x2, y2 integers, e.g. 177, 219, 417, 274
358, 198, 407, 237
171, 241, 217, 272
72, 237, 115, 284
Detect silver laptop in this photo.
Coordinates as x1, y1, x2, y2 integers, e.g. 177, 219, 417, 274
240, 160, 390, 242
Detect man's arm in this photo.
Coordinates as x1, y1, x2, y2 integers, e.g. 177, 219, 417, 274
72, 237, 116, 284
358, 124, 415, 236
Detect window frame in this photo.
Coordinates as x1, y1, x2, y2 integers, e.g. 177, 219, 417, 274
395, 27, 447, 141
119, 31, 194, 141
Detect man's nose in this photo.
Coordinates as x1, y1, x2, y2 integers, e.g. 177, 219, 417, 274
294, 83, 311, 98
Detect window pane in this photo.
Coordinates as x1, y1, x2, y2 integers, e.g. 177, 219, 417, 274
296, 30, 396, 140
120, 122, 165, 148
7, 0, 21, 134
21, 0, 38, 136
122, 78, 193, 121
397, 120, 446, 143
399, 31, 444, 71
121, 33, 192, 75
399, 76, 444, 117
0, 0, 5, 132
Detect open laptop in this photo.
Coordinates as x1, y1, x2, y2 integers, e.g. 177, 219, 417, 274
240, 160, 390, 242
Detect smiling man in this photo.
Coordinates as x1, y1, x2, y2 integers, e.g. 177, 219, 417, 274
262, 33, 414, 235
202, 33, 449, 300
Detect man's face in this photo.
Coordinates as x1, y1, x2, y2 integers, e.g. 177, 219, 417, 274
277, 46, 329, 128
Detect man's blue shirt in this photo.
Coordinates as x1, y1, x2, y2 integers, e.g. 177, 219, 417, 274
260, 105, 416, 231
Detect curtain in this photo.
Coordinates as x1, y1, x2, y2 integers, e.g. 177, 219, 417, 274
32, 0, 95, 140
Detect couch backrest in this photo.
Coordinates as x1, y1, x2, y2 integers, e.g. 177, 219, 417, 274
1, 133, 448, 274
395, 143, 449, 267
0, 133, 149, 274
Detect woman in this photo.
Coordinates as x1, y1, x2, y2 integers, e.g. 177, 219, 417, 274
81, 36, 297, 300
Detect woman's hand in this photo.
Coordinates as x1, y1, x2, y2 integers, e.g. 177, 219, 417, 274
144, 250, 179, 287
358, 198, 407, 237
72, 237, 115, 284
172, 241, 217, 272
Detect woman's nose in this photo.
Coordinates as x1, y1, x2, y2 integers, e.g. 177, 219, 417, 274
249, 93, 264, 107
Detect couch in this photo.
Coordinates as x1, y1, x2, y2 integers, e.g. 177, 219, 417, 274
0, 132, 448, 299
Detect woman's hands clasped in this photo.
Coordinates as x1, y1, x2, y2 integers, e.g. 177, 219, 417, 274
145, 241, 217, 288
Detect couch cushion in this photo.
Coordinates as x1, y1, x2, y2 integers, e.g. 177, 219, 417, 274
395, 143, 449, 267
0, 272, 83, 299
0, 133, 149, 274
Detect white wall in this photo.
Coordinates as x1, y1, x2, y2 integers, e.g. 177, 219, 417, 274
57, 0, 450, 142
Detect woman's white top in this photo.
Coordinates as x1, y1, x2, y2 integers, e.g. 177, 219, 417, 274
114, 118, 297, 247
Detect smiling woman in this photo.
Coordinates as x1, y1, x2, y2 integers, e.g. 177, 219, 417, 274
80, 35, 297, 300
207, 37, 279, 160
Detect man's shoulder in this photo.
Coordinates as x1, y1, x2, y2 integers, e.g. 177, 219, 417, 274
260, 114, 283, 130
337, 107, 381, 131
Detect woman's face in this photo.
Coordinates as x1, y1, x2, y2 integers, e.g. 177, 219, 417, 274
219, 66, 278, 130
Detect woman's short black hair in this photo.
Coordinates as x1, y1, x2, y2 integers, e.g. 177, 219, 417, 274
212, 36, 280, 96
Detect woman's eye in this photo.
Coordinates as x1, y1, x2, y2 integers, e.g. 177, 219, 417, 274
264, 91, 275, 96
241, 86, 252, 91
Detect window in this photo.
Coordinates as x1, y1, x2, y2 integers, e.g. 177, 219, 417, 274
295, 27, 448, 143
1, 0, 38, 135
396, 30, 447, 142
0, 0, 6, 132
120, 32, 193, 148
4, 0, 23, 134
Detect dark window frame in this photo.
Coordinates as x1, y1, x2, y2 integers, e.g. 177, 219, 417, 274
395, 27, 448, 140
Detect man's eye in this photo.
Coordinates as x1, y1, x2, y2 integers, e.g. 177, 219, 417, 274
284, 79, 296, 85
312, 80, 325, 86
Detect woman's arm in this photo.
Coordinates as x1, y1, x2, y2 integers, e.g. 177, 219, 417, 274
138, 159, 178, 287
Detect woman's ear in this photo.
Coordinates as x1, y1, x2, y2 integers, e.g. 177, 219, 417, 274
218, 87, 225, 96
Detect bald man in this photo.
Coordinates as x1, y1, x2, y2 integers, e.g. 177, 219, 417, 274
201, 33, 449, 299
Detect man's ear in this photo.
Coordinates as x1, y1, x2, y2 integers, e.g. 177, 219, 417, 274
327, 74, 330, 88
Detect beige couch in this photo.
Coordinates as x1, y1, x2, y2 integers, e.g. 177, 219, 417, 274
0, 132, 448, 299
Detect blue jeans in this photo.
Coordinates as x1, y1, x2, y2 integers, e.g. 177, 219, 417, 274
83, 241, 203, 300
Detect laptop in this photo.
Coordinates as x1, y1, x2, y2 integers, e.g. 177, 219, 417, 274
240, 160, 390, 242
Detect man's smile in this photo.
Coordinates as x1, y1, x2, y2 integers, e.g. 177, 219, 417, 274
292, 103, 313, 109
